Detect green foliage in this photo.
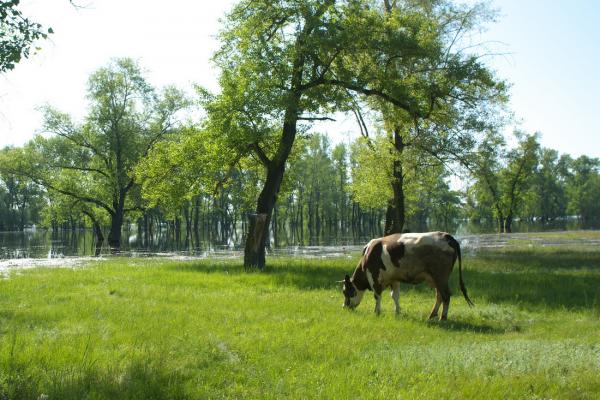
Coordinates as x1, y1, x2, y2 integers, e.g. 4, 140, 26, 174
564, 155, 600, 221
349, 135, 394, 210
0, 0, 53, 72
0, 147, 45, 230
136, 127, 230, 213
2, 58, 189, 239
278, 134, 350, 240
521, 148, 567, 221
349, 132, 463, 228
468, 131, 540, 232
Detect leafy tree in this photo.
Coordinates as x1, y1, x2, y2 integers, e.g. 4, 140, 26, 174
564, 155, 600, 222
206, 0, 507, 267
521, 148, 567, 222
0, 0, 55, 71
331, 142, 351, 234
1, 58, 189, 247
349, 133, 462, 232
0, 147, 46, 231
349, 135, 395, 211
373, 0, 507, 234
468, 131, 540, 232
136, 127, 234, 215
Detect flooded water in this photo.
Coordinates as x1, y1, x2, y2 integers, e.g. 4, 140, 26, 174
2, 226, 600, 274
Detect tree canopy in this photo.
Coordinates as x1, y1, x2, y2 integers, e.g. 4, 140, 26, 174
0, 58, 189, 247
0, 0, 54, 72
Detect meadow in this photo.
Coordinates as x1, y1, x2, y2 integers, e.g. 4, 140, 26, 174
1, 235, 600, 399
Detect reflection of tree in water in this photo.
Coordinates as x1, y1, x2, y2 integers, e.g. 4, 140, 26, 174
2, 219, 600, 261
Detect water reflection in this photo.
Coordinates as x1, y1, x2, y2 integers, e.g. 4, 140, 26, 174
0, 229, 368, 260
1, 218, 599, 262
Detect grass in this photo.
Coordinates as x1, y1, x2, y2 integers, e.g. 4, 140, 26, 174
1, 238, 600, 399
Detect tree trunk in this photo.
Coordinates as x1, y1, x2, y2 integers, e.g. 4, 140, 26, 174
243, 158, 288, 268
504, 214, 513, 233
244, 105, 298, 268
385, 129, 406, 235
107, 209, 124, 249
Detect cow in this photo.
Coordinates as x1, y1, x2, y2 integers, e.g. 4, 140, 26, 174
341, 231, 474, 320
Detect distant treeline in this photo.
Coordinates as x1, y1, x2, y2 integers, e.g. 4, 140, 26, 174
2, 130, 599, 242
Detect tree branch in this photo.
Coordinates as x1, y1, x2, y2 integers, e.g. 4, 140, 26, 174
297, 115, 336, 122
47, 164, 111, 179
250, 142, 272, 167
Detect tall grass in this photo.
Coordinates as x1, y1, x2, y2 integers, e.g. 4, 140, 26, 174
1, 244, 599, 399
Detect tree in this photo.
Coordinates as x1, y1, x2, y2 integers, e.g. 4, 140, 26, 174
468, 131, 540, 232
374, 0, 507, 234
207, 0, 507, 268
1, 58, 189, 248
0, 154, 44, 231
522, 148, 567, 222
349, 133, 462, 232
0, 0, 54, 72
564, 155, 600, 223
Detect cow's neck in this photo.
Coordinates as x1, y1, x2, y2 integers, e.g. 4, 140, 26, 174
351, 267, 371, 292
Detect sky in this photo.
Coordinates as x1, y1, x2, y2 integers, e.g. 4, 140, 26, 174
0, 0, 599, 158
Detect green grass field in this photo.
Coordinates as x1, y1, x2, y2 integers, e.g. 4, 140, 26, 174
1, 237, 600, 399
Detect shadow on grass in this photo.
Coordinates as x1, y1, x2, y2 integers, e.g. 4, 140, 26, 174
425, 319, 513, 335
272, 250, 600, 311
469, 249, 600, 272
0, 358, 190, 400
169, 258, 350, 290
464, 269, 600, 311
169, 250, 600, 312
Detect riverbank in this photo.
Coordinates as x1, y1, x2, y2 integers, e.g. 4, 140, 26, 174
1, 243, 599, 399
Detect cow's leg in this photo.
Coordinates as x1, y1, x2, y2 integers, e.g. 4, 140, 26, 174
367, 269, 383, 316
439, 283, 451, 321
373, 282, 384, 316
374, 290, 382, 315
428, 287, 442, 320
391, 281, 401, 315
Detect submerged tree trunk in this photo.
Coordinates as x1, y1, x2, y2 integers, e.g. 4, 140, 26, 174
504, 214, 513, 233
83, 210, 104, 256
107, 207, 124, 250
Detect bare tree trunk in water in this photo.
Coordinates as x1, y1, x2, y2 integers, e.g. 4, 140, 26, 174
83, 210, 104, 256
504, 214, 513, 233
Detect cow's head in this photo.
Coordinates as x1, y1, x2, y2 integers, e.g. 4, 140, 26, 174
341, 274, 362, 309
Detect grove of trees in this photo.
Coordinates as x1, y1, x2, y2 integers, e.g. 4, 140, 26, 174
2, 0, 600, 268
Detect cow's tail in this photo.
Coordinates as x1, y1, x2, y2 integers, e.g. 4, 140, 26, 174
447, 234, 474, 307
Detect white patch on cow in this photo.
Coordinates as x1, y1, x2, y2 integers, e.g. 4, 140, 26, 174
366, 270, 375, 291
363, 239, 377, 256
378, 245, 397, 286
381, 244, 396, 270
347, 289, 365, 308
397, 232, 453, 255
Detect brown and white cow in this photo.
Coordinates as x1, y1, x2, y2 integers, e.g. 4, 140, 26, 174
341, 231, 474, 320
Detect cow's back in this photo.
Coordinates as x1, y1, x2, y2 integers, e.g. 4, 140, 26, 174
379, 232, 456, 286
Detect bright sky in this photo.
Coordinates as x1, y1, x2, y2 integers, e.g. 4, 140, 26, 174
1, 0, 599, 158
